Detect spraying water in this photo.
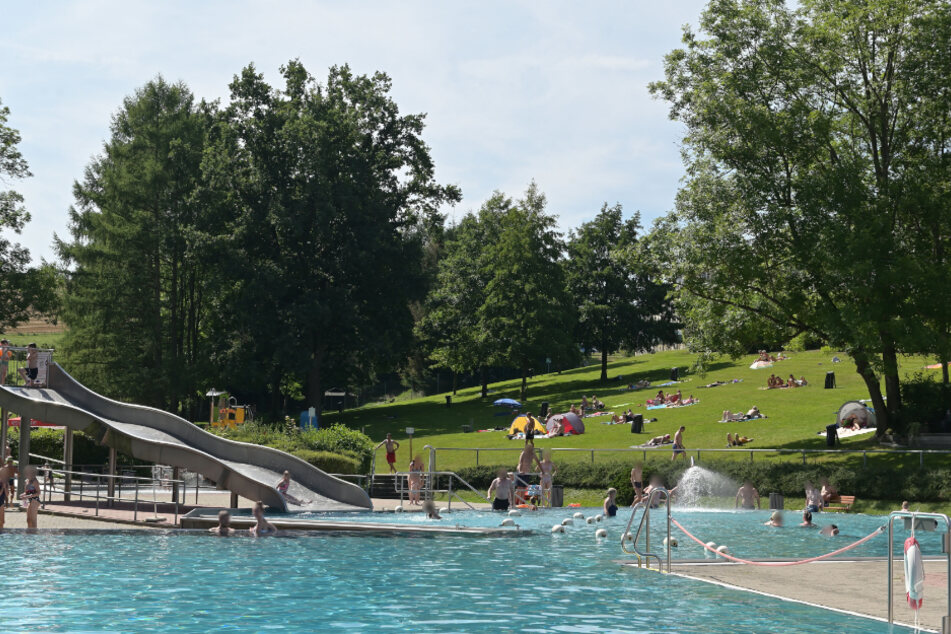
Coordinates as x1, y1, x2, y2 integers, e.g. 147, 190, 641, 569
674, 466, 738, 509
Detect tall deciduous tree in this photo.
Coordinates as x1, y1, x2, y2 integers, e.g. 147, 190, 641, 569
57, 78, 210, 413
479, 183, 575, 402
565, 203, 679, 382
203, 62, 459, 414
649, 0, 951, 435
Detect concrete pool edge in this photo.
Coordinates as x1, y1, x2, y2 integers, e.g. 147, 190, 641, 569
180, 508, 534, 537
620, 557, 944, 633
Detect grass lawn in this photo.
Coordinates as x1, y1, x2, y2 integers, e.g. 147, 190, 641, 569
323, 349, 940, 473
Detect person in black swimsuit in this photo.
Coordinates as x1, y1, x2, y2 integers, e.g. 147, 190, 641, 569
21, 466, 41, 528
603, 488, 619, 517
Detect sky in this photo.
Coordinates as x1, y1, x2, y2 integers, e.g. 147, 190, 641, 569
1, 0, 709, 263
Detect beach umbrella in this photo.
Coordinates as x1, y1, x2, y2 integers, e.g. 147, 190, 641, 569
493, 398, 521, 408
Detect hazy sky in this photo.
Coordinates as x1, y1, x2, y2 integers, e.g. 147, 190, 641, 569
2, 1, 709, 262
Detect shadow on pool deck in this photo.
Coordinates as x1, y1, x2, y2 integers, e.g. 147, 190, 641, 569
649, 558, 947, 632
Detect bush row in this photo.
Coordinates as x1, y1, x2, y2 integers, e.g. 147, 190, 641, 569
8, 428, 110, 466
457, 459, 951, 505
210, 421, 374, 471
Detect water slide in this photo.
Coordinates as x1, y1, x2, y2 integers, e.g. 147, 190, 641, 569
0, 363, 372, 512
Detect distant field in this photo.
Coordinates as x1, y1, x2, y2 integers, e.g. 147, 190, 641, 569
2, 316, 66, 350
322, 349, 938, 473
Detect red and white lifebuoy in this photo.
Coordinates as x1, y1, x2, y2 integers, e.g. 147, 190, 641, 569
904, 534, 924, 610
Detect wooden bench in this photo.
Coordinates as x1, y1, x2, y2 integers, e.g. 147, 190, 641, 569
824, 495, 855, 512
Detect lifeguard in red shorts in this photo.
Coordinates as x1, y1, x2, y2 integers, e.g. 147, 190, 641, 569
375, 433, 400, 473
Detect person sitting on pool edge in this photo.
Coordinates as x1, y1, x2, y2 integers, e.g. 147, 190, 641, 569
764, 511, 783, 527
603, 488, 618, 517
800, 511, 815, 528
209, 510, 236, 536
487, 469, 514, 511
249, 501, 278, 536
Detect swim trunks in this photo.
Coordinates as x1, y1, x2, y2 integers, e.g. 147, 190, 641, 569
673, 444, 685, 455
26, 368, 38, 380
515, 473, 533, 486
633, 481, 643, 489
386, 451, 396, 464
741, 503, 755, 510
492, 498, 510, 511
805, 504, 820, 513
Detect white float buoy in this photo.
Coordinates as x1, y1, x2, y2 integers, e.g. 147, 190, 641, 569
394, 506, 404, 513
663, 537, 678, 548
501, 518, 515, 526
508, 509, 521, 517
716, 545, 731, 558
562, 518, 573, 526
704, 541, 717, 558
573, 512, 585, 519
551, 524, 565, 534
439, 507, 450, 514
622, 532, 633, 543
595, 528, 608, 538
585, 517, 596, 524
595, 514, 603, 522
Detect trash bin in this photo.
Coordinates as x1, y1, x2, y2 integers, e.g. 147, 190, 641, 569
824, 371, 836, 389
670, 367, 679, 381
540, 401, 549, 417
550, 486, 564, 507
630, 414, 644, 434
445, 395, 452, 408
461, 424, 472, 433
825, 423, 839, 447
768, 493, 784, 510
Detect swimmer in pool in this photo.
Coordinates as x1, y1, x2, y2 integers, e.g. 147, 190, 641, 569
804, 481, 822, 514
209, 510, 236, 536
819, 524, 839, 537
630, 464, 644, 505
487, 469, 514, 511
901, 500, 910, 512
603, 488, 618, 517
764, 511, 783, 527
422, 500, 442, 520
800, 511, 815, 528
249, 501, 278, 536
735, 481, 760, 510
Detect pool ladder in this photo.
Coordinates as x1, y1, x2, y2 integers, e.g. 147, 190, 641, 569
621, 488, 672, 573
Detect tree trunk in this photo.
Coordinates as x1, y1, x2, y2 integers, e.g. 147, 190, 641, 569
854, 353, 889, 437
880, 336, 902, 419
600, 346, 609, 383
520, 364, 527, 403
943, 360, 949, 387
480, 366, 488, 399
452, 371, 457, 396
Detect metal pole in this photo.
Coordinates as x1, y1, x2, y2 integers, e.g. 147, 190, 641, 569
887, 516, 893, 623
476, 449, 479, 466
17, 414, 30, 498
107, 447, 116, 505
134, 478, 139, 522
590, 450, 594, 464
172, 466, 180, 504
95, 475, 100, 516
750, 450, 754, 463
863, 451, 867, 468
666, 493, 672, 573
63, 428, 73, 502
920, 451, 924, 468
802, 450, 806, 465
0, 408, 7, 466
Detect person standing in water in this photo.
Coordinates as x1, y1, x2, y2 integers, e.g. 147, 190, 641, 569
487, 469, 514, 511
209, 510, 236, 536
538, 451, 557, 507
804, 481, 822, 513
20, 466, 41, 528
671, 426, 686, 461
734, 481, 760, 510
630, 464, 644, 505
515, 440, 539, 487
375, 433, 400, 474
603, 488, 619, 517
249, 501, 278, 536
407, 455, 424, 505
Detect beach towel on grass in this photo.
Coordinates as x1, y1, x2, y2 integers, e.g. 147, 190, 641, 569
717, 415, 765, 423
818, 426, 875, 439
584, 411, 613, 418
647, 401, 699, 411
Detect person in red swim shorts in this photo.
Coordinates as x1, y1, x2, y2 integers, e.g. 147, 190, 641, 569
375, 433, 400, 473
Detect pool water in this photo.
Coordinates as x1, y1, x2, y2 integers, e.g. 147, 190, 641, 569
0, 508, 927, 632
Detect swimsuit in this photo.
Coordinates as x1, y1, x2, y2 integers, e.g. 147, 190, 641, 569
277, 481, 289, 494
26, 368, 38, 380
606, 504, 618, 517
492, 498, 510, 511
25, 481, 38, 503
673, 443, 685, 455
386, 450, 396, 465
633, 481, 643, 489
741, 503, 755, 510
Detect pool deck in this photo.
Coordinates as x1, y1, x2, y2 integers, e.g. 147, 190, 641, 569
642, 557, 948, 632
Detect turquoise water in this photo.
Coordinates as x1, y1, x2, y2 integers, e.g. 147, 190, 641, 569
0, 508, 927, 632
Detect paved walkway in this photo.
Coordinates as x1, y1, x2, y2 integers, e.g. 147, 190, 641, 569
2, 507, 152, 530
669, 558, 947, 632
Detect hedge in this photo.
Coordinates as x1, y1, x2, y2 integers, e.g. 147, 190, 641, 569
293, 449, 362, 474
457, 459, 951, 505
8, 428, 110, 466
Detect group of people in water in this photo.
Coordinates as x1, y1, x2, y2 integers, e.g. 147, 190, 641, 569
487, 440, 557, 510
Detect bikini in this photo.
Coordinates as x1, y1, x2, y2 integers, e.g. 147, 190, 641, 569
25, 480, 39, 503
277, 480, 290, 494
606, 503, 618, 517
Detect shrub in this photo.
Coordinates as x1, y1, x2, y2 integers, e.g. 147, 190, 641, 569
9, 428, 110, 466
293, 449, 362, 474
211, 421, 373, 472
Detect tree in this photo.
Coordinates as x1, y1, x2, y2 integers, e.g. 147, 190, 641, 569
57, 78, 210, 413
202, 62, 460, 414
479, 183, 575, 402
416, 194, 508, 397
0, 99, 57, 329
649, 0, 951, 435
565, 203, 680, 382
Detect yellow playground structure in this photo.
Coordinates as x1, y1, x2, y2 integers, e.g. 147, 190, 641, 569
212, 396, 254, 429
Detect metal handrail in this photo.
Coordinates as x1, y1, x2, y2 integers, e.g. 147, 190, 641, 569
431, 445, 948, 468
37, 467, 185, 525
886, 510, 951, 629
621, 488, 671, 573
390, 470, 491, 510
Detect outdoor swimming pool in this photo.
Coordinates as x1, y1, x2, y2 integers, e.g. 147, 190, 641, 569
0, 508, 928, 632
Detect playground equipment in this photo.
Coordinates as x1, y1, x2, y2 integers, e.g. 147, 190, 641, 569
214, 396, 253, 429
